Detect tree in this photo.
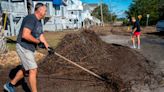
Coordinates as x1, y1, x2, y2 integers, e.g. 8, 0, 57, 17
91, 4, 116, 23
158, 0, 164, 20
126, 0, 159, 25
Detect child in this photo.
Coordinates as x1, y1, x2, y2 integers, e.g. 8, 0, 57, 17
131, 17, 141, 49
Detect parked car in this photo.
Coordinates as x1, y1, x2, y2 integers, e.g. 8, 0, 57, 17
156, 20, 164, 32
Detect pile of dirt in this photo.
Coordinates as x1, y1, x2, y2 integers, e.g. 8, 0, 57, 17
39, 30, 155, 92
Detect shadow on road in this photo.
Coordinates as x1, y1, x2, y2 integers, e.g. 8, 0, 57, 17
6, 38, 16, 44
146, 32, 164, 37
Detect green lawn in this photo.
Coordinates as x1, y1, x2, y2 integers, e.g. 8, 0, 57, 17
6, 30, 78, 51
6, 36, 17, 51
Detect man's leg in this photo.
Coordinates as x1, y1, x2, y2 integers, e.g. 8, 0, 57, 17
16, 43, 38, 92
29, 68, 37, 92
11, 69, 24, 85
4, 69, 24, 92
137, 35, 141, 49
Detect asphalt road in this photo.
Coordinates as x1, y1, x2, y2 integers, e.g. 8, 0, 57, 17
100, 33, 164, 92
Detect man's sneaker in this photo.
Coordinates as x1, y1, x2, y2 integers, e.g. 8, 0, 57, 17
4, 82, 15, 92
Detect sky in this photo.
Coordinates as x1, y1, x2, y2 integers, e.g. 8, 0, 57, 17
81, 0, 132, 18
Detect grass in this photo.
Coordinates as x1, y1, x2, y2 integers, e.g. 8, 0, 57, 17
6, 36, 17, 51
6, 30, 78, 51
7, 42, 16, 51
44, 30, 79, 48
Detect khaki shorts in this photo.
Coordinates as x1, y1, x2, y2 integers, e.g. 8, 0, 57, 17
16, 43, 38, 71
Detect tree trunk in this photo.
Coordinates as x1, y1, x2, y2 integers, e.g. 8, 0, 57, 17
0, 34, 8, 54
0, 13, 8, 54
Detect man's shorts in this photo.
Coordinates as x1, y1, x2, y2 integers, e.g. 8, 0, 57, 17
133, 32, 141, 36
16, 43, 38, 71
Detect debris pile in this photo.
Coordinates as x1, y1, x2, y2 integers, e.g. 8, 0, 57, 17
39, 30, 155, 92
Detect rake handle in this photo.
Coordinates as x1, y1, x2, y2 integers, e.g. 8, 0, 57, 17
55, 52, 103, 80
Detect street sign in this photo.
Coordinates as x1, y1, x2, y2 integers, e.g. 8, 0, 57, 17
147, 14, 150, 18
146, 14, 150, 26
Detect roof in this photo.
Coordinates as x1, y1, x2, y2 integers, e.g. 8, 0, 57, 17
83, 3, 98, 11
88, 4, 98, 7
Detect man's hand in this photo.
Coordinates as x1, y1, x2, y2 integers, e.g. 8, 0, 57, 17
48, 47, 55, 55
39, 34, 49, 49
38, 42, 46, 48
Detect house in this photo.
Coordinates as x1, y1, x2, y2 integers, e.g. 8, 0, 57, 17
33, 0, 84, 30
0, 0, 100, 36
82, 3, 100, 28
1, 0, 28, 36
86, 3, 98, 12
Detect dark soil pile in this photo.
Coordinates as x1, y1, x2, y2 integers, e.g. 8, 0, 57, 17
38, 30, 154, 92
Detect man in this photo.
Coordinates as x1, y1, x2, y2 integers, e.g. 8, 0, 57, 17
131, 17, 141, 49
4, 3, 53, 92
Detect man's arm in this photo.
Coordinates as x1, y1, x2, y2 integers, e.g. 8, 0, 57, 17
39, 34, 49, 49
22, 27, 40, 44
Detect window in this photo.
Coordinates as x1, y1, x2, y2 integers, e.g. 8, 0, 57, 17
74, 19, 78, 24
69, 19, 72, 22
11, 0, 23, 2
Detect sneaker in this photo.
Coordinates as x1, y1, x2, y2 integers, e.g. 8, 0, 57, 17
130, 45, 136, 49
138, 46, 141, 49
4, 82, 15, 92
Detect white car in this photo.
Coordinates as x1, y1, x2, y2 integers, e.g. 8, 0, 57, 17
156, 20, 164, 32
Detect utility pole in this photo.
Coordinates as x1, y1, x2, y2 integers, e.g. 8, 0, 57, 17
27, 0, 33, 14
109, 0, 112, 22
146, 14, 150, 26
100, 0, 104, 26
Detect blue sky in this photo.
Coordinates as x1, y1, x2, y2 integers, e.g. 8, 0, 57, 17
81, 0, 132, 18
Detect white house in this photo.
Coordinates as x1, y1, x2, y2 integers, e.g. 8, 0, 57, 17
33, 0, 84, 30
0, 0, 100, 36
82, 3, 100, 27
1, 0, 28, 36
